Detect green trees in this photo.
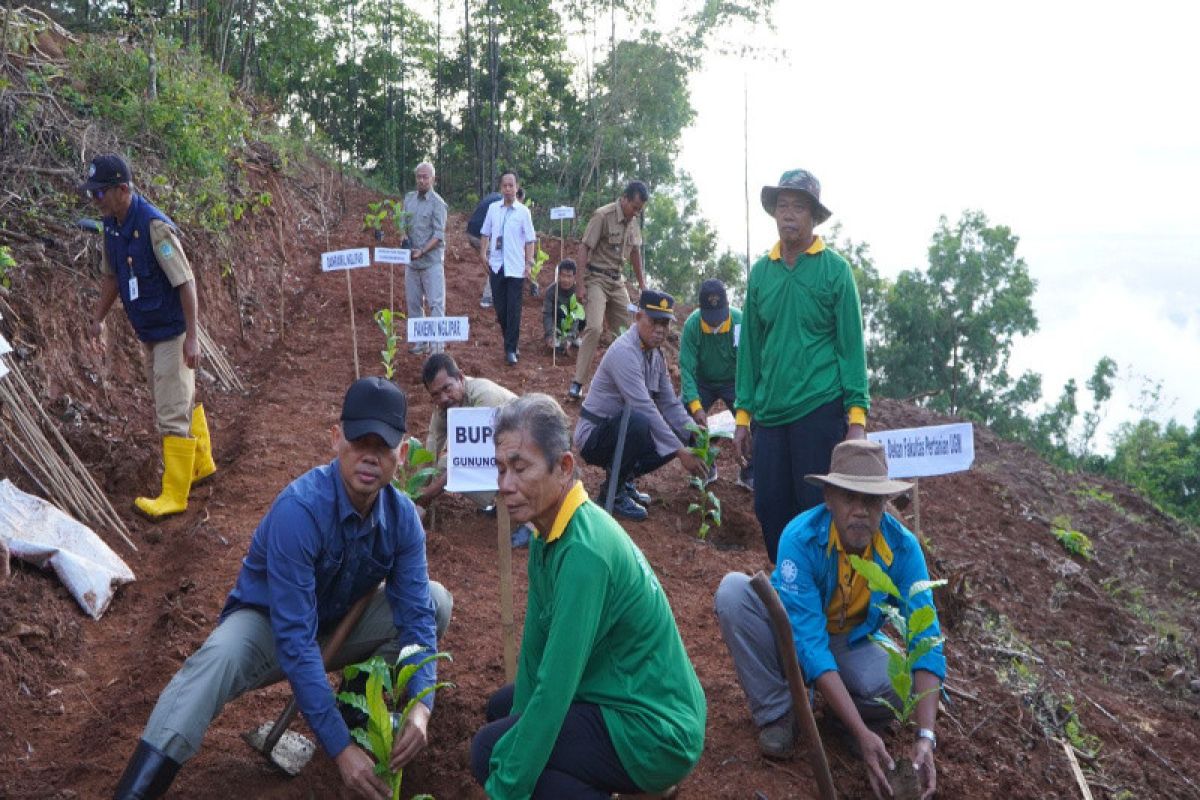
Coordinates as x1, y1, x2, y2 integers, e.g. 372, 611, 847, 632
642, 177, 744, 302
873, 210, 1040, 434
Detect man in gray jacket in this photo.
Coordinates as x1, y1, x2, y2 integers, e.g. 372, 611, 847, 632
403, 162, 448, 355
574, 290, 707, 520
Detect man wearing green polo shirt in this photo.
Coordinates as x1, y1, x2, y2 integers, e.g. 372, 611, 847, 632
471, 394, 705, 799
679, 278, 752, 489
734, 169, 869, 563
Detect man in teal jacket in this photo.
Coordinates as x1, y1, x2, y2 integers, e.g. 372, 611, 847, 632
472, 393, 706, 798
716, 440, 943, 800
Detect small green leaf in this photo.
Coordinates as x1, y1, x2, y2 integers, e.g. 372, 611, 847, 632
849, 555, 901, 599
687, 503, 701, 515
909, 606, 936, 638
907, 579, 947, 601
892, 670, 913, 703
698, 522, 710, 539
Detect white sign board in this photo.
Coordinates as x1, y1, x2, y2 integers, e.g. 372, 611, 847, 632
549, 206, 576, 220
0, 333, 11, 356
446, 407, 499, 492
321, 248, 371, 272
407, 316, 470, 343
374, 247, 412, 265
867, 423, 974, 479
0, 358, 8, 381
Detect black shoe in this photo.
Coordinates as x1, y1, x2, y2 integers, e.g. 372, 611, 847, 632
566, 381, 583, 401
506, 351, 518, 365
114, 740, 181, 800
611, 493, 648, 521
336, 673, 369, 731
623, 480, 651, 506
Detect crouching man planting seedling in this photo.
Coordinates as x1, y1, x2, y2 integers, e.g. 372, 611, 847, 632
715, 439, 944, 800
114, 378, 453, 800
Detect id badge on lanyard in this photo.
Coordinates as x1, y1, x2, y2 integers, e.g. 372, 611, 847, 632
126, 257, 139, 300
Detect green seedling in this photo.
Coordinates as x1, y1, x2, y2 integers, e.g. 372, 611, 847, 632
375, 308, 404, 379
337, 645, 452, 800
0, 245, 14, 288
847, 555, 947, 728
364, 201, 390, 242
1050, 514, 1094, 561
685, 423, 732, 539
556, 293, 585, 347
393, 436, 438, 500
531, 242, 549, 281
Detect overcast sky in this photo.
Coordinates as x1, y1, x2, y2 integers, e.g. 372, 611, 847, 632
671, 0, 1200, 447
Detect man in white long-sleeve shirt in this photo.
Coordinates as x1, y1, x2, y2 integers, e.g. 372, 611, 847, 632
573, 289, 708, 520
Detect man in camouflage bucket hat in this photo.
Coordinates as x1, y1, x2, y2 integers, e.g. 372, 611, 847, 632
734, 168, 871, 563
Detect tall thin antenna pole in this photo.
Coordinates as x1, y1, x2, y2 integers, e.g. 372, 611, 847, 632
743, 74, 751, 281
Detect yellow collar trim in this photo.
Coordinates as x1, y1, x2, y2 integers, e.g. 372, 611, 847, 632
700, 316, 732, 334
769, 236, 825, 260
539, 480, 589, 543
826, 522, 894, 567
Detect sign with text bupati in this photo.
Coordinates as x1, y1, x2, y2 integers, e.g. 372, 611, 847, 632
320, 248, 371, 272
407, 316, 470, 343
374, 247, 412, 265
549, 206, 576, 220
445, 407, 498, 492
867, 423, 975, 479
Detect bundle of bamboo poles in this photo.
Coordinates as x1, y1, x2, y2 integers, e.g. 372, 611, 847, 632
197, 326, 244, 393
0, 357, 136, 552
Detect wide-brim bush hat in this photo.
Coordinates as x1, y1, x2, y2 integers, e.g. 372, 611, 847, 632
761, 168, 832, 225
805, 439, 912, 496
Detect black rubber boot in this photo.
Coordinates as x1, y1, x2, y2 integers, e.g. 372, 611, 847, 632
113, 740, 180, 799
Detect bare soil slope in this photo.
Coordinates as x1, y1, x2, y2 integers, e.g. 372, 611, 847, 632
2, 158, 1198, 800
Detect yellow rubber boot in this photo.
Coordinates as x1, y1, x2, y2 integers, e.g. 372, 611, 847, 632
134, 436, 196, 520
190, 404, 217, 483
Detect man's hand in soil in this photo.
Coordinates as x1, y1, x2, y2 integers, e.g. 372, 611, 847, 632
335, 744, 391, 800
912, 736, 936, 800
676, 448, 708, 479
858, 727, 895, 799
734, 425, 752, 466
389, 701, 431, 771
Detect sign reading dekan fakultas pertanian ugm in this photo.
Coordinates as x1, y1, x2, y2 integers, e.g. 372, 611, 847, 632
867, 422, 974, 479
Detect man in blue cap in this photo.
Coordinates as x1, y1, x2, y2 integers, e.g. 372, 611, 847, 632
113, 378, 453, 800
82, 154, 216, 521
574, 289, 708, 520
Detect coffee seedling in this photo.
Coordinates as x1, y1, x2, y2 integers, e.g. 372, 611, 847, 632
849, 554, 946, 800
685, 422, 732, 539
556, 294, 585, 347
375, 309, 404, 379
337, 645, 452, 800
393, 436, 438, 500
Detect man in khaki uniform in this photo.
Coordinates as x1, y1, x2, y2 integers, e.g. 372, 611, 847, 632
83, 154, 216, 520
567, 181, 649, 401
415, 353, 532, 547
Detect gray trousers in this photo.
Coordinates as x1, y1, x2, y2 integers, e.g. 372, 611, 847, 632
405, 263, 446, 320
714, 572, 896, 727
142, 581, 453, 763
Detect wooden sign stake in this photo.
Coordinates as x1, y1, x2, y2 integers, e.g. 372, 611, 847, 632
344, 269, 360, 379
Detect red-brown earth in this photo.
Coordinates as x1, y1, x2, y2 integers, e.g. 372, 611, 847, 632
1, 156, 1198, 800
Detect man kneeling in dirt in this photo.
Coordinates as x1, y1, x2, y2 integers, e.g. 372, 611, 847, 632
715, 440, 943, 800
114, 378, 453, 800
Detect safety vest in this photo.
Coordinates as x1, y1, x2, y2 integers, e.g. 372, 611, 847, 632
104, 194, 186, 343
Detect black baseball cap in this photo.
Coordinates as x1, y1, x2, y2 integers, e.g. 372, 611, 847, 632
80, 154, 132, 192
638, 288, 676, 321
698, 279, 729, 327
340, 377, 408, 448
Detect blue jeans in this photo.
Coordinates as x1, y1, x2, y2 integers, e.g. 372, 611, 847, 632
752, 399, 847, 563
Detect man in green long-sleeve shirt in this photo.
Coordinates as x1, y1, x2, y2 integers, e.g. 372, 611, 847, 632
734, 169, 870, 563
680, 278, 752, 489
471, 394, 706, 799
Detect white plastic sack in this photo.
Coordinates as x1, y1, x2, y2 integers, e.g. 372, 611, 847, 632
0, 479, 135, 619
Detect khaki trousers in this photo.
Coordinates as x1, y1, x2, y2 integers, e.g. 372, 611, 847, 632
573, 271, 632, 386
142, 332, 195, 438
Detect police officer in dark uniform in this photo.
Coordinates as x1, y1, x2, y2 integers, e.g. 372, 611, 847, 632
83, 154, 215, 520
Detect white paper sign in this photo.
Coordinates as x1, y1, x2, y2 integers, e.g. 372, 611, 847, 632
0, 358, 9, 381
867, 423, 975, 479
321, 248, 371, 272
707, 410, 736, 437
550, 206, 576, 220
407, 316, 470, 343
0, 333, 11, 356
446, 407, 499, 492
375, 247, 412, 265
